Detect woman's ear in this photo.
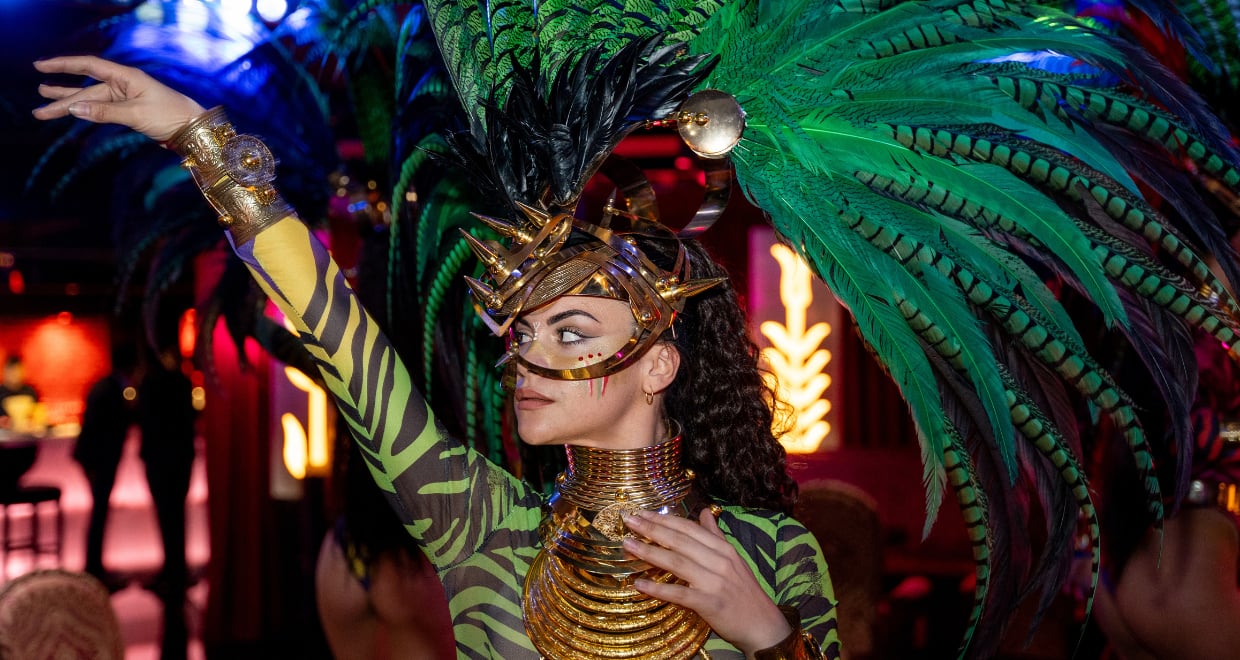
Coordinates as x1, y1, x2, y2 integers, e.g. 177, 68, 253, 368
645, 342, 681, 394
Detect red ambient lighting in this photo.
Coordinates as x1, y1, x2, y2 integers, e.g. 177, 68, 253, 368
180, 308, 198, 358
8, 270, 24, 295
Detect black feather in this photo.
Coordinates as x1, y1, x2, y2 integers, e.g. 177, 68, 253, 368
444, 36, 714, 213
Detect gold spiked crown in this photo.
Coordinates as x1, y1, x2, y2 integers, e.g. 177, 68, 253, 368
462, 198, 726, 381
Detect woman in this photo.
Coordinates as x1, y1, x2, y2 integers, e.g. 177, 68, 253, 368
33, 55, 839, 659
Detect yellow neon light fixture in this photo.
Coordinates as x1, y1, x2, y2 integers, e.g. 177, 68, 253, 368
280, 315, 331, 479
284, 365, 330, 473
760, 244, 832, 453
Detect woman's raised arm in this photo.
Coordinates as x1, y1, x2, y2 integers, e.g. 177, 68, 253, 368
33, 56, 542, 569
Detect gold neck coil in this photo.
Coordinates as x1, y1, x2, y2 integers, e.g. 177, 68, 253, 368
558, 435, 693, 512
522, 434, 714, 659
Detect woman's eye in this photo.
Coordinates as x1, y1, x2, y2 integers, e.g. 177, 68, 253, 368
558, 328, 588, 343
512, 331, 532, 345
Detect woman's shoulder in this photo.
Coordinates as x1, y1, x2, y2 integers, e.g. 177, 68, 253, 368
716, 504, 789, 523
716, 505, 819, 547
714, 504, 831, 595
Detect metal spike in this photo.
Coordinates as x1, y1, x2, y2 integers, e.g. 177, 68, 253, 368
603, 189, 621, 214
600, 189, 621, 229
665, 277, 728, 303
471, 212, 528, 243
459, 230, 510, 278
494, 345, 517, 369
514, 201, 552, 227
465, 276, 503, 311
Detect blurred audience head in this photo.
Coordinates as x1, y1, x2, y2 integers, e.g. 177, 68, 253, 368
3, 356, 25, 389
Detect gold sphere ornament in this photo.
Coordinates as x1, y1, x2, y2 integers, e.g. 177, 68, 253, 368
240, 150, 262, 171
676, 90, 745, 158
222, 134, 277, 186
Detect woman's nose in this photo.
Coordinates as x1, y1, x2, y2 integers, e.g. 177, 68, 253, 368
513, 360, 531, 386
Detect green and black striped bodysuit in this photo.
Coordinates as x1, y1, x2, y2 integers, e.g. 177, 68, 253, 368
232, 216, 842, 658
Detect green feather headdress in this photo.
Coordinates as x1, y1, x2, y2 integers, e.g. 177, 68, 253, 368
413, 0, 1240, 654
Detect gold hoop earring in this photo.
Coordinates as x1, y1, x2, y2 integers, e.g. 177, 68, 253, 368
644, 390, 654, 405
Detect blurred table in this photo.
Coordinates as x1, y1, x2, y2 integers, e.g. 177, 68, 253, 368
0, 430, 45, 494
0, 429, 42, 447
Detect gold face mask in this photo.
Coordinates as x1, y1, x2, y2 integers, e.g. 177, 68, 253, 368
464, 202, 725, 380
507, 296, 638, 374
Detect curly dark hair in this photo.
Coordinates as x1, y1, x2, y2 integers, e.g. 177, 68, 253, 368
643, 236, 799, 514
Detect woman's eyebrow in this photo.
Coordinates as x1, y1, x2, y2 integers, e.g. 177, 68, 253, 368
548, 309, 600, 324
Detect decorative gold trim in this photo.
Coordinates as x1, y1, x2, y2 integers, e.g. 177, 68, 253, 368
1219, 421, 1240, 444
168, 106, 293, 246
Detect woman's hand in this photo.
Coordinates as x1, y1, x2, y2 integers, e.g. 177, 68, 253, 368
621, 508, 794, 657
32, 56, 205, 143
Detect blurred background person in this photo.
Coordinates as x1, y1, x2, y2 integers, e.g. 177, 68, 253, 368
0, 355, 40, 431
73, 343, 139, 586
139, 343, 198, 660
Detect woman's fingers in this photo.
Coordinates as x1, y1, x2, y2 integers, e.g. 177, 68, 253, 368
623, 511, 726, 562
37, 83, 95, 101
628, 571, 700, 608
60, 98, 133, 125
621, 511, 734, 584
32, 56, 206, 142
621, 509, 795, 653
622, 537, 723, 615
34, 55, 140, 84
31, 56, 146, 127
623, 533, 703, 580
698, 508, 727, 539
33, 83, 113, 119
626, 509, 721, 543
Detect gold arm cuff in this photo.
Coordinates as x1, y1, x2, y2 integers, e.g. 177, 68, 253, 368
751, 606, 825, 660
168, 106, 294, 246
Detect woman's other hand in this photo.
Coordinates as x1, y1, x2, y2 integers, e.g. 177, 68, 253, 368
33, 56, 205, 143
621, 508, 794, 657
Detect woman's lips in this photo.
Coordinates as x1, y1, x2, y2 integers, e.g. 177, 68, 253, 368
515, 389, 553, 410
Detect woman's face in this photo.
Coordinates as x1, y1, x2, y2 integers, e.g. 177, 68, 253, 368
510, 295, 673, 448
